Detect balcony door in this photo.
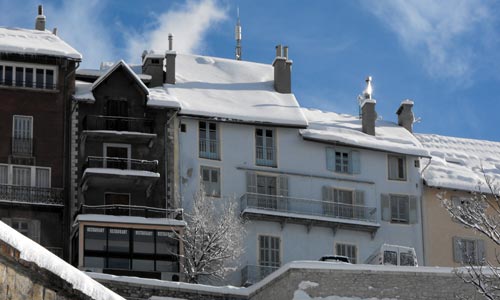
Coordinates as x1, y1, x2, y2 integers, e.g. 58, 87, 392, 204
106, 99, 128, 131
12, 115, 33, 156
105, 193, 130, 216
103, 144, 131, 169
257, 175, 277, 209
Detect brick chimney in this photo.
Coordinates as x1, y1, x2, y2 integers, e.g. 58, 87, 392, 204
273, 44, 292, 93
396, 99, 414, 133
360, 76, 377, 136
35, 5, 46, 31
165, 33, 176, 85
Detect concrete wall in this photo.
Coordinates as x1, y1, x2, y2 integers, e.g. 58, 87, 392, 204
178, 117, 424, 285
422, 186, 498, 267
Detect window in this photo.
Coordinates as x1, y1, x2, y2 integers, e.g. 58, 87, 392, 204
453, 237, 485, 265
2, 218, 40, 243
246, 172, 288, 211
336, 243, 357, 264
0, 61, 57, 90
400, 252, 416, 266
259, 235, 280, 268
326, 148, 360, 174
104, 193, 130, 216
322, 187, 365, 219
12, 115, 33, 156
388, 155, 406, 180
0, 164, 51, 187
12, 166, 31, 186
199, 121, 219, 160
103, 143, 131, 169
200, 166, 220, 197
381, 194, 417, 224
35, 168, 50, 188
256, 128, 276, 167
0, 165, 7, 184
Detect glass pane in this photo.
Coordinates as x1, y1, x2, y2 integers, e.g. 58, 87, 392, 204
25, 68, 33, 87
157, 260, 179, 272
383, 251, 397, 265
84, 227, 106, 251
156, 231, 178, 255
15, 67, 23, 87
400, 252, 415, 266
133, 259, 155, 271
5, 66, 12, 85
46, 69, 54, 89
108, 228, 129, 252
133, 230, 154, 254
12, 167, 30, 186
211, 170, 218, 183
36, 69, 44, 88
108, 257, 129, 269
84, 256, 105, 268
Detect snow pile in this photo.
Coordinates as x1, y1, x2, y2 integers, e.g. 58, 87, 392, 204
300, 108, 429, 157
0, 221, 124, 300
76, 214, 186, 227
293, 280, 397, 300
74, 80, 95, 101
416, 134, 500, 192
163, 54, 308, 127
148, 87, 181, 108
0, 27, 81, 59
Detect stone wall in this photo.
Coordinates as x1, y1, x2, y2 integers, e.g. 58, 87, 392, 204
0, 240, 92, 300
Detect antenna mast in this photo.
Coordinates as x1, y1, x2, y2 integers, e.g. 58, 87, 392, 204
235, 7, 242, 60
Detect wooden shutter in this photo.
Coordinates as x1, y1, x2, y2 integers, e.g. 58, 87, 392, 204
381, 194, 390, 221
409, 196, 418, 224
326, 147, 335, 171
452, 237, 462, 263
354, 190, 365, 219
0, 165, 7, 184
477, 239, 486, 264
246, 172, 257, 193
351, 151, 361, 174
277, 175, 288, 197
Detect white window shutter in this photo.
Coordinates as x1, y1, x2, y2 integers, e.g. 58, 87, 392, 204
477, 239, 486, 264
246, 171, 257, 194
351, 151, 360, 174
354, 190, 365, 219
381, 194, 390, 221
355, 190, 365, 205
278, 175, 288, 197
409, 196, 418, 224
452, 237, 462, 263
326, 148, 335, 171
29, 220, 41, 243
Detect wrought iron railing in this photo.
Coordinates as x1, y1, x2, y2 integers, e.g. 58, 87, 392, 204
11, 137, 33, 156
85, 156, 158, 173
241, 193, 377, 222
199, 138, 219, 160
256, 146, 276, 167
83, 115, 154, 133
241, 265, 279, 286
79, 204, 183, 219
0, 184, 64, 205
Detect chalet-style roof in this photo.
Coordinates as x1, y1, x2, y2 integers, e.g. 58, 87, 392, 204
91, 60, 149, 95
416, 133, 500, 192
0, 27, 81, 60
300, 108, 430, 157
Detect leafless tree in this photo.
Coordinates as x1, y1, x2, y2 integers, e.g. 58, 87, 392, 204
177, 189, 245, 284
440, 173, 500, 299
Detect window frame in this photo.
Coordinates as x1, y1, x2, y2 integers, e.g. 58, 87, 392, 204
200, 166, 221, 198
198, 121, 220, 160
453, 237, 484, 265
258, 234, 281, 268
0, 163, 51, 187
255, 127, 277, 167
0, 60, 58, 90
390, 194, 410, 224
387, 154, 407, 181
335, 242, 358, 264
103, 143, 131, 169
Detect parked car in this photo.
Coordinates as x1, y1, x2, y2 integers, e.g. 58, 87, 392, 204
319, 255, 351, 263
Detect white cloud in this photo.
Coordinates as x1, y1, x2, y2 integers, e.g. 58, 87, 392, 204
126, 0, 227, 63
366, 0, 493, 80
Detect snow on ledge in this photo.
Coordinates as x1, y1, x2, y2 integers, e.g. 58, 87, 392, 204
0, 221, 124, 300
76, 214, 186, 227
83, 168, 160, 178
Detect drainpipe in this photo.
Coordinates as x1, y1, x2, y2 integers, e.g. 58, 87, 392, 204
165, 110, 178, 210
419, 156, 431, 266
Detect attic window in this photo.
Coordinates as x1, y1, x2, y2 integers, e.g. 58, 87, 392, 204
152, 59, 160, 64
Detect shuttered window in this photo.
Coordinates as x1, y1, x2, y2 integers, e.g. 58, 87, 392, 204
259, 235, 281, 268
388, 155, 406, 180
245, 172, 287, 211
35, 168, 50, 188
453, 237, 486, 265
200, 166, 220, 197
0, 165, 7, 184
336, 243, 357, 264
199, 121, 219, 160
322, 187, 366, 219
256, 128, 277, 167
381, 194, 418, 224
326, 147, 360, 174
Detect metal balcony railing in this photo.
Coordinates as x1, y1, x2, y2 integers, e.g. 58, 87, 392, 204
79, 204, 184, 219
83, 115, 154, 133
85, 156, 158, 173
199, 138, 219, 160
11, 137, 33, 156
241, 265, 279, 286
256, 146, 276, 167
241, 193, 377, 222
0, 184, 64, 205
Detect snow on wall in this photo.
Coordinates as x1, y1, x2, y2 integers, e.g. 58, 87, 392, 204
0, 27, 81, 59
0, 221, 124, 300
416, 133, 500, 192
301, 108, 429, 157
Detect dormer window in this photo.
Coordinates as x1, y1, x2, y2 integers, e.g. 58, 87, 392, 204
151, 58, 160, 64
0, 61, 57, 90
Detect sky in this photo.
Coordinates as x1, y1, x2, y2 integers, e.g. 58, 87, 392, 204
1, 0, 500, 141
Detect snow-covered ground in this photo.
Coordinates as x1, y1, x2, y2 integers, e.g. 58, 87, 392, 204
293, 280, 397, 300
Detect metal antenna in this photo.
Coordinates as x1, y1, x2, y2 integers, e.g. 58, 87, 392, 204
235, 6, 242, 60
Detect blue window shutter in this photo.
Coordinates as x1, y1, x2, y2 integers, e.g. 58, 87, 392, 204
409, 196, 418, 224
326, 147, 335, 171
381, 194, 390, 222
351, 151, 360, 174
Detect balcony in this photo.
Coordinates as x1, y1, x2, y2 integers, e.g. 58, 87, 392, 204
241, 265, 279, 286
11, 137, 33, 157
82, 115, 156, 142
86, 156, 158, 172
240, 193, 379, 233
199, 138, 219, 160
78, 204, 183, 219
0, 184, 64, 206
256, 146, 276, 167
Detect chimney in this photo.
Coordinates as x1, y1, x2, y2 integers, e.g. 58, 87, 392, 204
165, 33, 176, 85
360, 76, 377, 136
142, 50, 164, 87
52, 27, 57, 35
273, 44, 292, 93
396, 99, 415, 132
35, 5, 46, 31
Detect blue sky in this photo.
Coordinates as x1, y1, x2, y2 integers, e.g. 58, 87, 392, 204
2, 0, 500, 141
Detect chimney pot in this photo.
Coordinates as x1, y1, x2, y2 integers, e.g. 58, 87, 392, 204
38, 5, 43, 15
52, 27, 57, 35
275, 44, 283, 57
168, 33, 173, 51
397, 99, 415, 132
283, 46, 289, 60
360, 76, 377, 135
273, 44, 291, 93
35, 5, 46, 31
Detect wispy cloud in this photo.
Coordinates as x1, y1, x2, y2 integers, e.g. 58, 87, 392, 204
125, 0, 227, 63
365, 0, 494, 80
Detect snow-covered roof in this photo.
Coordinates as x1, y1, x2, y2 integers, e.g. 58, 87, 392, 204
148, 87, 181, 109
92, 60, 149, 95
416, 133, 500, 192
0, 221, 124, 300
76, 214, 186, 227
74, 80, 95, 101
77, 68, 152, 81
163, 54, 308, 127
0, 27, 81, 60
300, 108, 429, 157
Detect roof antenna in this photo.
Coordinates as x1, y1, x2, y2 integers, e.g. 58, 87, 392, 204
235, 7, 242, 60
